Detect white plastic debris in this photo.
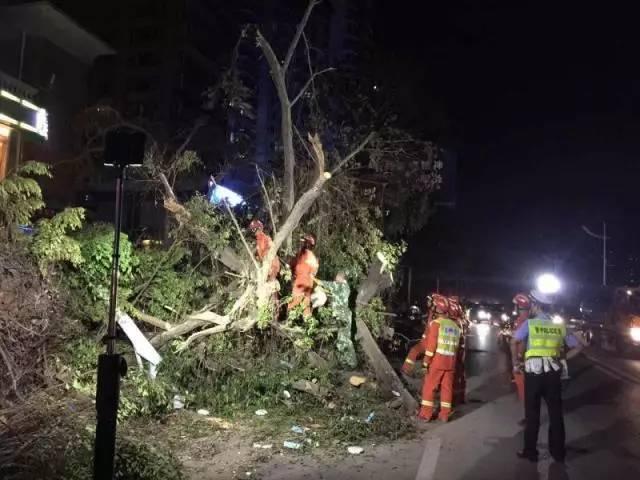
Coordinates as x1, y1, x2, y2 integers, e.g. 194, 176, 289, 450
196, 409, 210, 416
172, 395, 185, 410
253, 442, 273, 449
255, 409, 268, 416
283, 390, 291, 399
364, 412, 375, 423
391, 390, 401, 397
291, 425, 306, 434
347, 446, 364, 455
283, 440, 303, 450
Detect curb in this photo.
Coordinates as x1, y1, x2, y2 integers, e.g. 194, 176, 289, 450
584, 352, 640, 386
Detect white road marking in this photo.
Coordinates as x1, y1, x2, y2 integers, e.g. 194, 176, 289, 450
415, 436, 442, 480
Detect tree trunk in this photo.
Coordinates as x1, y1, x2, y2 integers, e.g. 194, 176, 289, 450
355, 257, 418, 413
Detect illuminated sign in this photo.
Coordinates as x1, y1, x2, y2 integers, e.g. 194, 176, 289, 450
0, 90, 48, 139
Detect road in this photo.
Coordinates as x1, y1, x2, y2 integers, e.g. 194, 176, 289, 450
255, 326, 640, 480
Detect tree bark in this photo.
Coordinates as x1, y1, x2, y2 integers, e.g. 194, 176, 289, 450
354, 257, 418, 413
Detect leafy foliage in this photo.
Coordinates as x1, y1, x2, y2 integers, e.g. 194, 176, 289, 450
158, 333, 332, 416
65, 224, 137, 325
357, 296, 388, 338
0, 161, 51, 239
62, 338, 172, 420
132, 247, 211, 320
62, 432, 185, 480
30, 207, 85, 274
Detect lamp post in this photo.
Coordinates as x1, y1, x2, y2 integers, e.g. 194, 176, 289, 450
93, 129, 145, 480
582, 222, 609, 287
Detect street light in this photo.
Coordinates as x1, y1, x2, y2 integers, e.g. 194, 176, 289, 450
536, 273, 561, 295
93, 129, 146, 480
582, 222, 609, 287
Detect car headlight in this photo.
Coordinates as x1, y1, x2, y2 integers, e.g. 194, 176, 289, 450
552, 315, 564, 325
630, 327, 640, 343
477, 310, 488, 320
501, 313, 509, 322
475, 323, 490, 336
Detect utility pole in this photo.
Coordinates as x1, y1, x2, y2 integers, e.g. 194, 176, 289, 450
582, 222, 609, 287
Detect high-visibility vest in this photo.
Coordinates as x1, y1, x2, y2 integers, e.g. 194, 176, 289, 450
435, 318, 461, 356
525, 318, 565, 359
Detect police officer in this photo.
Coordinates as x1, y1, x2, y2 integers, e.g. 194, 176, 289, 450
513, 290, 583, 462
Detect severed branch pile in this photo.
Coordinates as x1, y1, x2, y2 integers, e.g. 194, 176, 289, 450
0, 247, 65, 408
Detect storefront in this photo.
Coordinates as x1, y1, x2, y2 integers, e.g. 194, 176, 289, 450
0, 86, 48, 180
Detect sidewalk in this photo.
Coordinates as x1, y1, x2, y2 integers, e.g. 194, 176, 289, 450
583, 346, 640, 385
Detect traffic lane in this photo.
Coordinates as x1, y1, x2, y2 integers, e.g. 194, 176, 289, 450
464, 325, 509, 381
433, 355, 640, 480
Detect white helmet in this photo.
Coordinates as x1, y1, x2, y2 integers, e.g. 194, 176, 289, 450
530, 289, 553, 305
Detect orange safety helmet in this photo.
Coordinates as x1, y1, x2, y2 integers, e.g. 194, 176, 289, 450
301, 234, 316, 248
430, 294, 450, 315
512, 293, 531, 311
448, 299, 463, 319
249, 219, 264, 232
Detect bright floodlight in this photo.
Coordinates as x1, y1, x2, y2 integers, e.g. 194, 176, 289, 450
537, 273, 561, 295
209, 184, 244, 207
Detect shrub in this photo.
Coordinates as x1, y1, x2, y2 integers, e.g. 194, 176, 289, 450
30, 207, 85, 274
0, 161, 50, 240
65, 224, 137, 325
63, 431, 185, 480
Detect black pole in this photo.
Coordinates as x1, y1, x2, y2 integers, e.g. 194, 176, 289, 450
93, 166, 127, 480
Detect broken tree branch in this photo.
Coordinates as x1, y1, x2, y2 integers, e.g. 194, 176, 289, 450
129, 307, 172, 331
291, 68, 335, 106
331, 132, 376, 175
283, 0, 319, 72
256, 165, 277, 236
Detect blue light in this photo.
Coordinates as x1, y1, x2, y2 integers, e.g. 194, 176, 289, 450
208, 184, 244, 207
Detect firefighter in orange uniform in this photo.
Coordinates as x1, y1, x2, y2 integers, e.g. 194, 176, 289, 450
401, 294, 448, 375
449, 298, 468, 406
249, 220, 280, 281
288, 234, 319, 318
418, 296, 462, 422
510, 293, 531, 403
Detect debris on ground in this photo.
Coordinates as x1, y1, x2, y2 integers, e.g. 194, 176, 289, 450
290, 425, 306, 434
173, 395, 185, 409
291, 379, 328, 398
386, 398, 403, 409
347, 446, 364, 455
307, 351, 329, 369
283, 390, 291, 399
349, 375, 367, 387
197, 409, 210, 416
364, 412, 375, 423
255, 409, 268, 416
283, 440, 303, 450
252, 442, 273, 449
391, 390, 401, 397
205, 417, 233, 429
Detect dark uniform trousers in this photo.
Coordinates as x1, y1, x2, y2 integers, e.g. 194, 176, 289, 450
523, 369, 566, 460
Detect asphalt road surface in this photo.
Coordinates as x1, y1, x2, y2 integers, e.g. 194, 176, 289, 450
256, 326, 640, 480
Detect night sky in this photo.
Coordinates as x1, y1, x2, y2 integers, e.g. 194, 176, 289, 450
376, 1, 640, 296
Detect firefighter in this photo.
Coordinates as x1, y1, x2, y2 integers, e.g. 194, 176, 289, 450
401, 294, 448, 375
513, 290, 583, 463
249, 220, 280, 281
510, 293, 532, 404
288, 234, 319, 318
449, 298, 468, 406
418, 296, 462, 422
